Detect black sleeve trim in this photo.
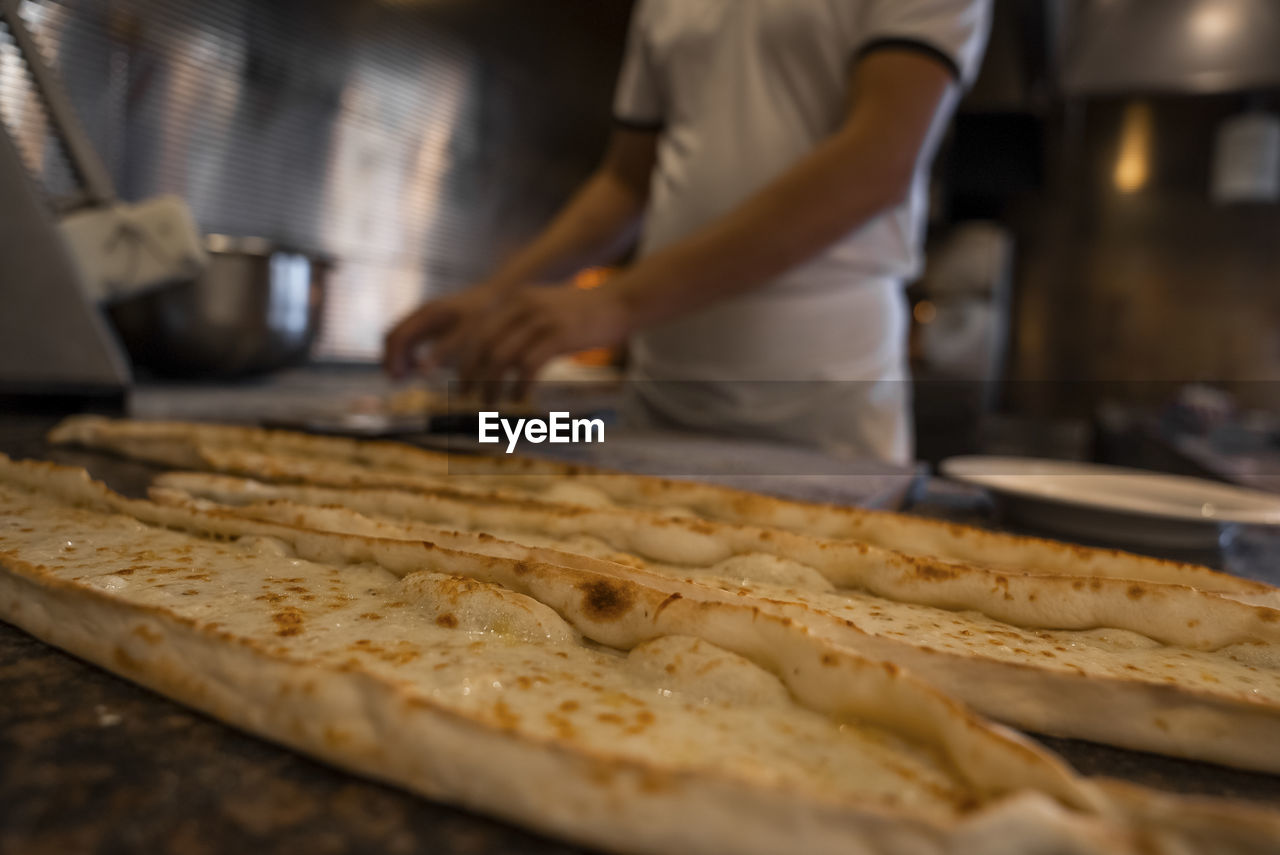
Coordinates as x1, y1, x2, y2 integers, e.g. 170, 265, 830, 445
613, 115, 666, 133
854, 37, 961, 82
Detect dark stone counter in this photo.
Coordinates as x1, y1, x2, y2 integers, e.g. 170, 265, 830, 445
1, 414, 587, 854
2, 413, 1279, 854
0, 625, 585, 855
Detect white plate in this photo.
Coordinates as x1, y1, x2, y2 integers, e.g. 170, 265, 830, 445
939, 456, 1280, 549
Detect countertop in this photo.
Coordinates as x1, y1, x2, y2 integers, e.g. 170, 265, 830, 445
3, 412, 1280, 854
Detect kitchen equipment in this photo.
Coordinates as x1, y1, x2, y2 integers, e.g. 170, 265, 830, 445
940, 455, 1280, 548
0, 0, 204, 392
1211, 109, 1280, 204
912, 223, 1014, 388
0, 119, 126, 391
108, 236, 330, 379
909, 223, 1015, 463
1060, 0, 1280, 95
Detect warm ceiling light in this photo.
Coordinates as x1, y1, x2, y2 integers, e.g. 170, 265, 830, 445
1190, 3, 1241, 44
1114, 102, 1154, 194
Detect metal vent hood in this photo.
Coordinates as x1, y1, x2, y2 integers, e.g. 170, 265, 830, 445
1058, 0, 1280, 95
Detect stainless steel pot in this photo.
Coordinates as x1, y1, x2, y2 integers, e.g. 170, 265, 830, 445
108, 235, 330, 379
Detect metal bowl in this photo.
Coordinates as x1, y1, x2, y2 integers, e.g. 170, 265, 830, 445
108, 235, 330, 379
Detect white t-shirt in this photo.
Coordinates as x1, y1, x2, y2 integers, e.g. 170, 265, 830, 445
613, 0, 991, 462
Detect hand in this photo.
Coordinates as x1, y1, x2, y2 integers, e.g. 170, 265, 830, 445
382, 284, 501, 379
449, 283, 633, 402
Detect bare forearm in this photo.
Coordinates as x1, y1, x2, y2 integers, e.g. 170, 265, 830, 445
612, 52, 956, 330
391, 53, 961, 391
614, 127, 914, 328
485, 171, 647, 294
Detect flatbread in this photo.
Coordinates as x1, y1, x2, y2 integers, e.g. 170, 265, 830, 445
48, 416, 1277, 604
2, 455, 1279, 854
151, 472, 1280, 774
46, 416, 1280, 770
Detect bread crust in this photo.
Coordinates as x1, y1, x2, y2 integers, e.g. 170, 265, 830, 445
151, 471, 1280, 773
49, 416, 1274, 602
6, 455, 1280, 854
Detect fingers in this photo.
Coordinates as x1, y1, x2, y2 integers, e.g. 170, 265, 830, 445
454, 290, 570, 404
391, 284, 590, 403
511, 334, 565, 402
454, 303, 528, 393
472, 317, 556, 404
382, 302, 458, 378
428, 323, 473, 377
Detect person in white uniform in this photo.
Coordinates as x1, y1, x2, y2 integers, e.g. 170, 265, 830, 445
385, 0, 991, 464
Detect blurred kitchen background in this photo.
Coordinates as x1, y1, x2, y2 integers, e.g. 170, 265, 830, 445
4, 0, 1280, 489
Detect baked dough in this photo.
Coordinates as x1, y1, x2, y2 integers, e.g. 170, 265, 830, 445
152, 471, 1280, 774
46, 417, 1280, 772
49, 416, 1277, 604
2, 455, 1279, 854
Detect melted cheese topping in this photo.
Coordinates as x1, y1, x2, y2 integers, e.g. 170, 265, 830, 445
740, 583, 1279, 701
246, 504, 1280, 707
0, 485, 973, 817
